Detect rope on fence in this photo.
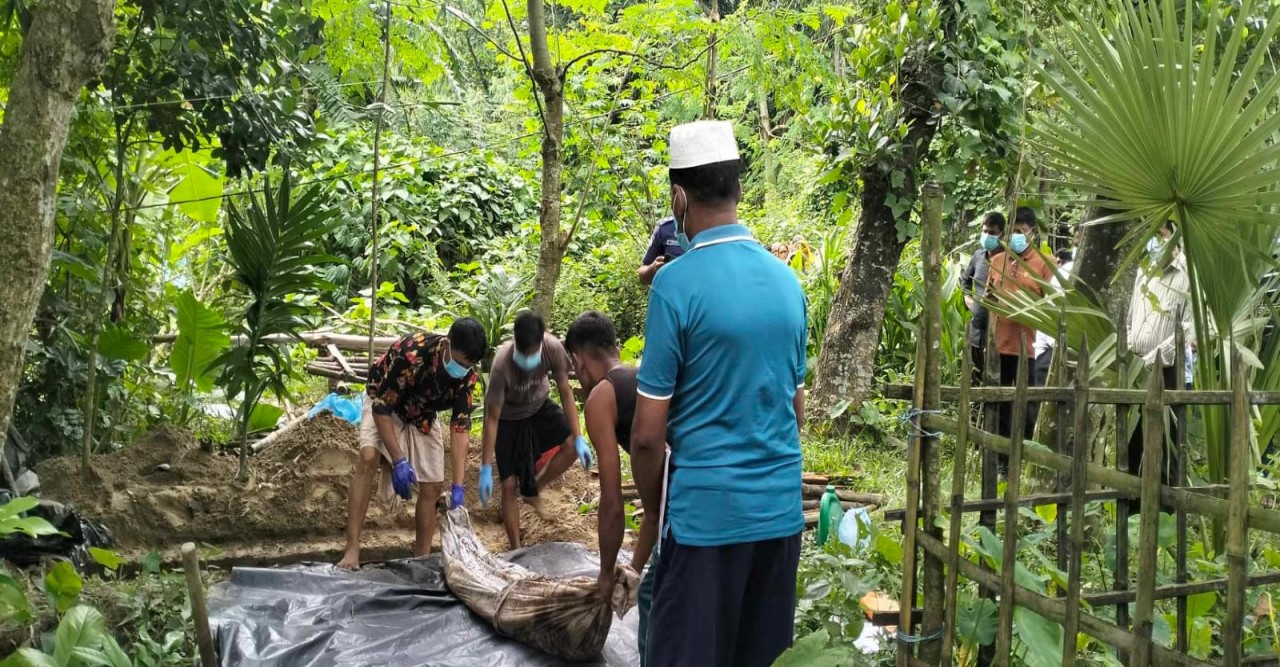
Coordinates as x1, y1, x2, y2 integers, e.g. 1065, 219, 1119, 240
896, 625, 945, 644
899, 408, 944, 438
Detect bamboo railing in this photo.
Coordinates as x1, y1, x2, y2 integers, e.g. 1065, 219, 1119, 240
891, 183, 1278, 666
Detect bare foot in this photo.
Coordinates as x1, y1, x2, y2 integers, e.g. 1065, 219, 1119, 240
335, 551, 361, 570
413, 544, 432, 558
522, 495, 551, 520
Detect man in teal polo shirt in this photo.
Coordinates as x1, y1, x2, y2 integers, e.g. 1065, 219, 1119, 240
631, 120, 807, 667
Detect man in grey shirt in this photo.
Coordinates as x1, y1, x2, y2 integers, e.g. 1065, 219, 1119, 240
481, 311, 594, 549
961, 211, 1006, 383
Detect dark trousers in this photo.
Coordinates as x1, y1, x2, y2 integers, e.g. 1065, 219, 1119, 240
995, 354, 1041, 474
646, 531, 801, 667
970, 345, 986, 387
1128, 364, 1181, 487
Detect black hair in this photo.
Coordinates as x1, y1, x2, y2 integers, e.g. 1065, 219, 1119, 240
447, 317, 487, 363
669, 160, 742, 206
981, 211, 1006, 233
513, 311, 545, 355
1055, 248, 1074, 264
565, 311, 619, 358
1014, 206, 1037, 229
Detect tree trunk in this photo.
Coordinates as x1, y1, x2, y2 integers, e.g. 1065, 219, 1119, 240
703, 0, 719, 117
809, 57, 946, 423
0, 0, 115, 451
528, 0, 565, 320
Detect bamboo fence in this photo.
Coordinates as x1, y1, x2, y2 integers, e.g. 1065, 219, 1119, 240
890, 184, 1280, 666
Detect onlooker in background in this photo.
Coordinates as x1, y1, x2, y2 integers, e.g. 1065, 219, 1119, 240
985, 207, 1056, 452
770, 242, 790, 261
638, 216, 686, 286
962, 212, 1006, 386
1128, 221, 1194, 487
788, 235, 814, 271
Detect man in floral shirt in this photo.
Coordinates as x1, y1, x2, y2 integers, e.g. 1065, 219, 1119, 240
337, 318, 487, 569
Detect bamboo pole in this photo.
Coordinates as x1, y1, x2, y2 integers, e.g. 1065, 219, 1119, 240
883, 384, 1280, 406
915, 532, 1214, 667
918, 181, 945, 664
1224, 351, 1251, 667
940, 341, 972, 666
919, 414, 1280, 535
1114, 321, 1132, 657
181, 543, 217, 667
1082, 570, 1280, 606
1174, 325, 1189, 654
883, 489, 1132, 521
995, 344, 1029, 665
978, 293, 1000, 667
1054, 323, 1070, 578
897, 340, 928, 666
1062, 339, 1090, 665
1132, 368, 1166, 665
799, 484, 887, 505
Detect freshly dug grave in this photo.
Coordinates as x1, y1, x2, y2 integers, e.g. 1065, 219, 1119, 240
36, 416, 609, 557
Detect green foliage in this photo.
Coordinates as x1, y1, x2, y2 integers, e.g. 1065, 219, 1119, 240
448, 264, 531, 355
773, 629, 859, 667
216, 168, 340, 474
794, 541, 879, 643
0, 499, 57, 539
42, 564, 82, 614
169, 291, 229, 397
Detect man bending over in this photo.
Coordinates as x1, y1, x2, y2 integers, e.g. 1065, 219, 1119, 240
337, 318, 486, 569
481, 312, 594, 549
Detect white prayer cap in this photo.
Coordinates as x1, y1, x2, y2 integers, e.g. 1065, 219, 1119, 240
669, 121, 739, 169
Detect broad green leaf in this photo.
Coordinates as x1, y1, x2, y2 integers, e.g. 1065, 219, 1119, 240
0, 497, 37, 523
0, 498, 56, 539
0, 648, 57, 667
772, 630, 853, 667
248, 403, 285, 432
97, 327, 148, 362
169, 152, 225, 223
43, 563, 82, 613
1014, 606, 1063, 667
98, 637, 131, 667
1186, 591, 1216, 620
87, 548, 123, 572
53, 606, 106, 667
955, 598, 997, 647
171, 291, 229, 393
0, 573, 30, 624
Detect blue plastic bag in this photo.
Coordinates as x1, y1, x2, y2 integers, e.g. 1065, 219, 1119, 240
838, 506, 872, 552
308, 393, 364, 424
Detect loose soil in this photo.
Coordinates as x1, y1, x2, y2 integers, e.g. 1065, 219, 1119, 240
36, 415, 614, 562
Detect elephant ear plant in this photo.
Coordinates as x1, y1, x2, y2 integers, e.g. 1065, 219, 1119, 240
216, 167, 339, 479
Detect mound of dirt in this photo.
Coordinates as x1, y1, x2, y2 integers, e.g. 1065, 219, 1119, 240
36, 415, 617, 557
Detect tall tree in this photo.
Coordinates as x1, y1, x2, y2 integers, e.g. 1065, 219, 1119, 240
527, 0, 566, 319
0, 0, 115, 448
809, 3, 950, 422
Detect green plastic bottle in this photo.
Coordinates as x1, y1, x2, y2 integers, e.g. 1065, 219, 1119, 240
817, 485, 843, 546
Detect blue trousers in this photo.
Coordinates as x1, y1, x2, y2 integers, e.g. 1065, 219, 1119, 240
644, 531, 801, 667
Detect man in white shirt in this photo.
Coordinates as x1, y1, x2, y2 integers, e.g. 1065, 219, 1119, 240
1127, 221, 1194, 488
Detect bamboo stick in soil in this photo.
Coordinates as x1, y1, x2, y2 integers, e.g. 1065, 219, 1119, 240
995, 343, 1030, 665
1174, 326, 1189, 653
940, 344, 973, 666
896, 340, 928, 667
1114, 321, 1132, 658
1224, 352, 1251, 667
917, 181, 945, 664
1132, 368, 1166, 665
1062, 340, 1090, 665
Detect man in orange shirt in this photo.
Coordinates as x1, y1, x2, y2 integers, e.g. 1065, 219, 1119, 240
985, 207, 1056, 454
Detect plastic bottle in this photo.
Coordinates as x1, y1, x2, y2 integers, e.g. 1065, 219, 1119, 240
817, 484, 843, 546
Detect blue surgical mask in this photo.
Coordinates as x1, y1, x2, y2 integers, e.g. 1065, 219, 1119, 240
1147, 236, 1165, 260
1011, 233, 1029, 254
513, 348, 542, 371
980, 233, 999, 252
445, 356, 470, 379
673, 186, 691, 251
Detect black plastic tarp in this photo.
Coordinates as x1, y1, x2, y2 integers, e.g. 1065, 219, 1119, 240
208, 542, 640, 666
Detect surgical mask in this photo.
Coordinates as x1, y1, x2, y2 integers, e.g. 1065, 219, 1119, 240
980, 233, 999, 252
1011, 233, 1029, 254
673, 186, 691, 251
1147, 236, 1166, 260
445, 356, 470, 379
513, 348, 542, 371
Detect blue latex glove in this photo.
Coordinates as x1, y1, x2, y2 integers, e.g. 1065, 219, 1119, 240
575, 435, 595, 471
391, 458, 417, 500
450, 483, 465, 509
478, 464, 493, 508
